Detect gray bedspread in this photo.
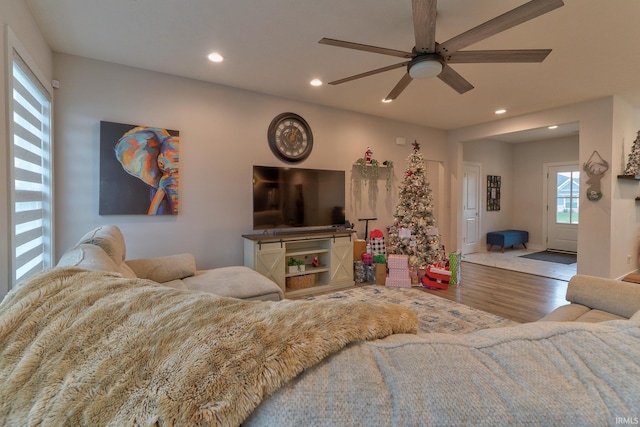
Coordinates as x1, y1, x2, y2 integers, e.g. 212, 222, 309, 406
246, 314, 640, 426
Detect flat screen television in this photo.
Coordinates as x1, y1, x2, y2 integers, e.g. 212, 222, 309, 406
252, 165, 345, 231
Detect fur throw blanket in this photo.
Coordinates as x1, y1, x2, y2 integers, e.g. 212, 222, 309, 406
0, 268, 417, 426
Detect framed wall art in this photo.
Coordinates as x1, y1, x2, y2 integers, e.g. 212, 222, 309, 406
487, 175, 501, 211
99, 121, 180, 215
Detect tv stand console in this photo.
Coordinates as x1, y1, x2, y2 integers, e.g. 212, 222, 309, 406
243, 230, 354, 298
272, 227, 341, 236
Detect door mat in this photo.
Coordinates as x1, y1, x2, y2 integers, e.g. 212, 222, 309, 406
519, 250, 576, 265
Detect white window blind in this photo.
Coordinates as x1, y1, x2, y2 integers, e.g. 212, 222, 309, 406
10, 53, 53, 286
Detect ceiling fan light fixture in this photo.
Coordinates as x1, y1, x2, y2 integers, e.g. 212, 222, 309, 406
320, 0, 563, 98
408, 58, 443, 79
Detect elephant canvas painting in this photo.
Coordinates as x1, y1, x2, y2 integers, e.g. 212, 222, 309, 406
99, 121, 180, 215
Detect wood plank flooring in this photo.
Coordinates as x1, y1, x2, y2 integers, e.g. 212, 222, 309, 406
417, 262, 569, 323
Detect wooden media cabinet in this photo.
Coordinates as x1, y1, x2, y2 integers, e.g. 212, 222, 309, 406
243, 230, 354, 298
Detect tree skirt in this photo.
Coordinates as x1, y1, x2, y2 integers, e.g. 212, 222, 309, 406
302, 285, 518, 335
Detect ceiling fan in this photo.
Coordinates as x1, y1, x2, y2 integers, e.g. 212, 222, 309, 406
319, 0, 564, 100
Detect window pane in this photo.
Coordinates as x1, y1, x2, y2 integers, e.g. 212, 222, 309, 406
555, 171, 580, 225
10, 53, 52, 286
556, 202, 570, 223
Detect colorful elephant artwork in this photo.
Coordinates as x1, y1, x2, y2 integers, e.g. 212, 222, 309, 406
115, 127, 179, 215
99, 121, 180, 215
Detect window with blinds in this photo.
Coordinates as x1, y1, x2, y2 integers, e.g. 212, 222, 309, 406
10, 54, 53, 286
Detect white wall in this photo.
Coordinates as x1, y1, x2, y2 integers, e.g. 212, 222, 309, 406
0, 1, 53, 297
52, 53, 448, 270
449, 97, 640, 279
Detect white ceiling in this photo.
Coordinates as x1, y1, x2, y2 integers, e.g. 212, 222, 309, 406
24, 0, 640, 135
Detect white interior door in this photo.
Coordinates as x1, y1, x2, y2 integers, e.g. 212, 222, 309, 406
546, 164, 579, 252
463, 162, 481, 254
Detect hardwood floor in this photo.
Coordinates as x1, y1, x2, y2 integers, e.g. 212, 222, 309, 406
417, 262, 569, 323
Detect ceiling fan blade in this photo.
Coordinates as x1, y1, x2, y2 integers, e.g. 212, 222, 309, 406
447, 49, 552, 63
328, 62, 410, 85
438, 0, 564, 55
412, 0, 437, 53
438, 65, 474, 94
319, 38, 413, 58
385, 73, 414, 100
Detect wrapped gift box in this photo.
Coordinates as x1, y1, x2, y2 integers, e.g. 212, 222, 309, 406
385, 277, 412, 288
353, 239, 367, 261
369, 237, 386, 256
387, 254, 409, 269
375, 263, 387, 285
387, 254, 410, 286
426, 264, 451, 283
365, 264, 376, 282
449, 251, 461, 285
420, 275, 449, 290
354, 260, 366, 283
388, 268, 410, 279
361, 253, 373, 265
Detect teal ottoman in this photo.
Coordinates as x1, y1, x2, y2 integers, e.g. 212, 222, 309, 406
487, 230, 528, 253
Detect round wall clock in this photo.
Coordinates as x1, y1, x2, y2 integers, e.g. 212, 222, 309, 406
267, 112, 313, 163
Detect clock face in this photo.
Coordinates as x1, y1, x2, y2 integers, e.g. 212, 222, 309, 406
268, 113, 313, 163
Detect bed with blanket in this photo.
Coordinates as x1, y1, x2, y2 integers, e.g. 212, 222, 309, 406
1, 267, 639, 426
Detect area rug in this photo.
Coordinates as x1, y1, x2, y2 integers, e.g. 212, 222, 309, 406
519, 250, 577, 265
303, 285, 518, 335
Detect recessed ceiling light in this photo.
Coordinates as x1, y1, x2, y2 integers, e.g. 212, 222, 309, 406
381, 98, 393, 103
548, 125, 558, 129
495, 109, 507, 115
207, 52, 224, 63
310, 79, 323, 87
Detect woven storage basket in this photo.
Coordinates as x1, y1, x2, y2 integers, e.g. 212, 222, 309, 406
286, 273, 316, 290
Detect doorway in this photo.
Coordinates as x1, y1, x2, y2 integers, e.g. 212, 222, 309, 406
462, 162, 481, 254
544, 163, 579, 253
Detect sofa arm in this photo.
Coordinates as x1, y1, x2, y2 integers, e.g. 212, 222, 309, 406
125, 253, 196, 283
566, 275, 640, 319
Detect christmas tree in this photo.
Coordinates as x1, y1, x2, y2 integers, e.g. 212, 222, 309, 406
387, 141, 445, 268
624, 130, 640, 176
